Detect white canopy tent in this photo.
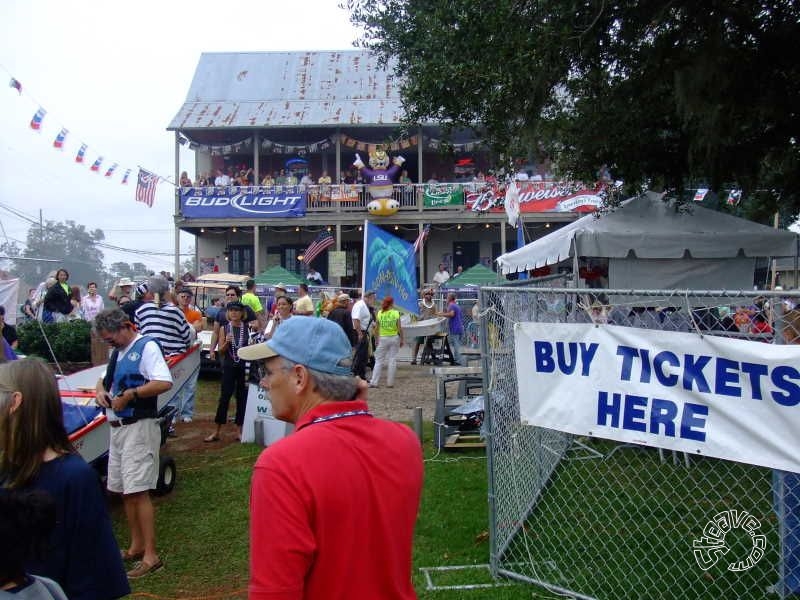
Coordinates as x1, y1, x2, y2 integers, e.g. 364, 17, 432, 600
497, 192, 799, 293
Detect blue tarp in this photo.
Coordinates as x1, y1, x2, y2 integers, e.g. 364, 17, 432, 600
62, 403, 102, 436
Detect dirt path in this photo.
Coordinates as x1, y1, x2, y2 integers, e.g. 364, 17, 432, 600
168, 361, 441, 454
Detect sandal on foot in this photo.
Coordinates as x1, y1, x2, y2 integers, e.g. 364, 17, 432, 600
121, 549, 144, 562
203, 434, 220, 443
127, 558, 164, 579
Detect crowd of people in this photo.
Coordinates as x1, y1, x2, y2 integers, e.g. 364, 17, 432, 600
0, 272, 428, 598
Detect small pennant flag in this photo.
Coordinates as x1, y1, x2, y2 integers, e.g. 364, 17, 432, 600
693, 188, 709, 202
505, 181, 521, 227
90, 157, 103, 172
30, 107, 46, 130
412, 224, 431, 254
53, 128, 68, 149
75, 143, 87, 163
104, 163, 118, 178
136, 168, 159, 207
726, 189, 742, 206
302, 230, 335, 264
121, 168, 131, 184
9, 78, 22, 94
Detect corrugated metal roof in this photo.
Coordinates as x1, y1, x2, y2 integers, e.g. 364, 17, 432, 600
168, 51, 407, 130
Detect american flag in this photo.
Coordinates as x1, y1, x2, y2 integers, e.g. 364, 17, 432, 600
412, 224, 431, 254
136, 168, 159, 208
302, 230, 335, 264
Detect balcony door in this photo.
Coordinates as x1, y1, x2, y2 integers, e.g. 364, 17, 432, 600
229, 245, 253, 275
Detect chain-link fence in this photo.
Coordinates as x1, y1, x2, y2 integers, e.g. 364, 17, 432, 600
479, 286, 800, 599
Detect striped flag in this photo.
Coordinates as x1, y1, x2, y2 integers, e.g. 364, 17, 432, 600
693, 188, 709, 202
136, 168, 159, 207
302, 230, 335, 264
412, 224, 430, 254
30, 107, 46, 130
53, 128, 68, 149
90, 157, 103, 172
9, 77, 22, 94
726, 189, 742, 206
121, 168, 131, 185
104, 163, 118, 178
75, 143, 87, 163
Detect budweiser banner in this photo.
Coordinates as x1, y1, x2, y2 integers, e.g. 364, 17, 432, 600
466, 182, 605, 214
180, 186, 307, 218
423, 184, 464, 207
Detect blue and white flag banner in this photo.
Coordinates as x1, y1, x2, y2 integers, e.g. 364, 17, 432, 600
363, 221, 418, 315
515, 322, 800, 472
180, 187, 307, 218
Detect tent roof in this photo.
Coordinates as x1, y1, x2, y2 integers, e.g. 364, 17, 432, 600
253, 265, 305, 286
497, 192, 799, 274
442, 263, 501, 287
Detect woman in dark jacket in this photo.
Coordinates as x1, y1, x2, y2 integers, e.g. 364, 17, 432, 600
42, 270, 72, 322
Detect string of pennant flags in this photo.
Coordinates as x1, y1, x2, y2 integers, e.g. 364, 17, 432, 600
693, 187, 742, 206
179, 131, 485, 157
6, 73, 171, 208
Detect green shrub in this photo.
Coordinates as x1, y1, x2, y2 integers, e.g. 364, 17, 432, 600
17, 320, 92, 363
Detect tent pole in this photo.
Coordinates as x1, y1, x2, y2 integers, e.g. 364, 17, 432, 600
770, 211, 779, 289
572, 246, 580, 288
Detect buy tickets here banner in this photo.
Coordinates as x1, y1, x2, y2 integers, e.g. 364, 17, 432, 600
515, 322, 800, 472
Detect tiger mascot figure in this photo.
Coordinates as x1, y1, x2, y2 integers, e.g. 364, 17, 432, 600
353, 148, 405, 216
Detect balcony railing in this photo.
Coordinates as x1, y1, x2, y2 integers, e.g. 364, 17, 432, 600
178, 179, 601, 218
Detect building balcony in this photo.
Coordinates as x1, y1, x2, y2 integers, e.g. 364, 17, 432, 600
175, 181, 600, 232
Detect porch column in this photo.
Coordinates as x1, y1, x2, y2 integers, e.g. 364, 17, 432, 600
417, 126, 423, 183
335, 223, 342, 288
253, 225, 261, 276
253, 132, 260, 183
500, 222, 507, 263
335, 128, 341, 183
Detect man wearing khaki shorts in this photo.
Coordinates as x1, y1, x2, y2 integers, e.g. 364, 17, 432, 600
95, 308, 173, 579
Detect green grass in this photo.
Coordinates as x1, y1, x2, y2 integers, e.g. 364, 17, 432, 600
114, 377, 533, 599
114, 380, 777, 599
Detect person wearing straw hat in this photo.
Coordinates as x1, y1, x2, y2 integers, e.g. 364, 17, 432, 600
239, 317, 423, 599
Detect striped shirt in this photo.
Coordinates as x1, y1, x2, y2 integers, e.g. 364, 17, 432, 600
134, 302, 192, 356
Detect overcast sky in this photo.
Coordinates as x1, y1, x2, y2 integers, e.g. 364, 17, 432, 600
0, 0, 361, 275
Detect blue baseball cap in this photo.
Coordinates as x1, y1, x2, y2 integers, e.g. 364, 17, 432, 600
237, 317, 352, 375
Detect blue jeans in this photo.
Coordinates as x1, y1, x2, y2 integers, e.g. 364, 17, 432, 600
179, 370, 199, 421
449, 333, 464, 366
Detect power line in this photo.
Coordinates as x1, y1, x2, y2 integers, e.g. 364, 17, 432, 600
0, 202, 192, 258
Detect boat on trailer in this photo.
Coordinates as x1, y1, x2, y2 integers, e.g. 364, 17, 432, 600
58, 343, 201, 495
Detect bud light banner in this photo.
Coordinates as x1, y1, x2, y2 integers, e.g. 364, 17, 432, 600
180, 187, 307, 218
423, 184, 464, 207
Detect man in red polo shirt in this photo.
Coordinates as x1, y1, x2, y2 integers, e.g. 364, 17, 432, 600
239, 318, 423, 599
